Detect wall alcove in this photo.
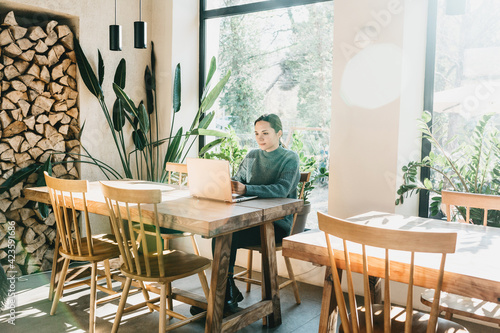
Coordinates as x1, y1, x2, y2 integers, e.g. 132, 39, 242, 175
0, 4, 80, 276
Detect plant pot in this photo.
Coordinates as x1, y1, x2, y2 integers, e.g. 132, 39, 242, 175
292, 201, 312, 234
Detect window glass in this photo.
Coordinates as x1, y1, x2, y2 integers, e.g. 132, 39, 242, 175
204, 1, 333, 228
429, 0, 500, 222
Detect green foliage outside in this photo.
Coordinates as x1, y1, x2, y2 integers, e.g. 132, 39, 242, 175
396, 111, 500, 226
204, 126, 247, 176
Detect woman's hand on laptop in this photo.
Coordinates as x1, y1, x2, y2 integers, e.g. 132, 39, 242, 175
231, 181, 246, 195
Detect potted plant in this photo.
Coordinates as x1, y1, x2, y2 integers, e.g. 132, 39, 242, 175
396, 111, 500, 226
290, 132, 329, 227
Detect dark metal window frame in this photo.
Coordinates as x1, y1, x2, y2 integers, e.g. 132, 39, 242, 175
419, 0, 438, 217
198, 0, 333, 149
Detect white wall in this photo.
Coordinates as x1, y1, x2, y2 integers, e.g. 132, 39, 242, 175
329, 0, 425, 219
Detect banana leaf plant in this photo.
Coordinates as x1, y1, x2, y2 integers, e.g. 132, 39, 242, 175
1, 38, 230, 199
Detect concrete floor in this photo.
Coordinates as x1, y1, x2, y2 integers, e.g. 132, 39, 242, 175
0, 264, 497, 332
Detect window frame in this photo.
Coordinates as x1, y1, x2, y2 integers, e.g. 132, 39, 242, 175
419, 0, 438, 217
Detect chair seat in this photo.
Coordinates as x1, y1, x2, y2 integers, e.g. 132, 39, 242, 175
339, 304, 469, 333
59, 233, 120, 262
421, 288, 500, 324
121, 250, 211, 282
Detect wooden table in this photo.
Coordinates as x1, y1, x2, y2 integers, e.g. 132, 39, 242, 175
24, 180, 303, 333
282, 211, 500, 332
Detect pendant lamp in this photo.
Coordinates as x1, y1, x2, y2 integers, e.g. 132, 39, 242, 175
134, 0, 147, 49
109, 0, 122, 51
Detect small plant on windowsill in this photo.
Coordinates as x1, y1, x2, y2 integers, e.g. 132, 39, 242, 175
290, 132, 329, 205
395, 111, 500, 226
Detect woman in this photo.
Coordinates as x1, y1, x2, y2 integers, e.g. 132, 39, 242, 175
222, 113, 300, 310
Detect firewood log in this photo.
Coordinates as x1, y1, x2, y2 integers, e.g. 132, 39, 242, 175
13, 60, 29, 74
0, 29, 14, 46
3, 121, 26, 137
19, 50, 35, 62
0, 111, 12, 128
24, 132, 42, 147
2, 96, 17, 109
24, 115, 35, 129
9, 25, 27, 40
34, 39, 48, 53
2, 11, 18, 26
34, 95, 54, 112
44, 30, 58, 47
40, 66, 50, 83
3, 43, 22, 57
27, 26, 47, 41
4, 65, 20, 80
16, 38, 34, 50
5, 90, 24, 104
11, 80, 27, 92
33, 54, 49, 66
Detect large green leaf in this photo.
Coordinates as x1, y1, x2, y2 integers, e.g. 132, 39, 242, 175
199, 138, 225, 156
205, 56, 217, 89
145, 66, 154, 114
74, 37, 103, 99
0, 163, 41, 195
133, 130, 147, 151
112, 99, 126, 131
98, 50, 104, 86
191, 128, 228, 137
173, 64, 181, 113
113, 83, 139, 122
114, 58, 126, 89
163, 128, 183, 165
200, 70, 231, 113
199, 111, 215, 129
137, 102, 150, 134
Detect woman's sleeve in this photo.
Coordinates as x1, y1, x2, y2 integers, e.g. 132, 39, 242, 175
245, 155, 300, 198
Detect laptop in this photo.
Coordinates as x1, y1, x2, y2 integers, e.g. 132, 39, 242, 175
186, 158, 258, 203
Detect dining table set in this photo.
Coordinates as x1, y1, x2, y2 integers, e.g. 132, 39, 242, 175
24, 181, 500, 332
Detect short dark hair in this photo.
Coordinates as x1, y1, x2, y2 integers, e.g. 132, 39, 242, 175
254, 114, 283, 134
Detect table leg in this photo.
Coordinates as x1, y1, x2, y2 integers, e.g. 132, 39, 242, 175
205, 233, 232, 333
260, 222, 281, 327
319, 266, 341, 333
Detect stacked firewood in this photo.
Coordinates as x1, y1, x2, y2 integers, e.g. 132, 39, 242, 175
0, 11, 80, 275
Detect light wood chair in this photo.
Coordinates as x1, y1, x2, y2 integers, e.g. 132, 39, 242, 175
318, 211, 469, 333
421, 190, 500, 325
101, 182, 211, 333
160, 162, 210, 299
45, 172, 121, 333
233, 172, 311, 304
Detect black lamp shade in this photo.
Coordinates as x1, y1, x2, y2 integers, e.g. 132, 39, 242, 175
109, 25, 122, 51
134, 21, 147, 49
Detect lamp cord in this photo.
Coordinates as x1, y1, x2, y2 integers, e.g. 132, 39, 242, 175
114, 0, 117, 25
139, 0, 142, 21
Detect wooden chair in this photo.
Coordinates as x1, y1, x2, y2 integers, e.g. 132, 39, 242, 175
160, 162, 210, 299
233, 172, 311, 304
318, 211, 469, 333
45, 172, 121, 333
421, 190, 500, 325
101, 182, 211, 333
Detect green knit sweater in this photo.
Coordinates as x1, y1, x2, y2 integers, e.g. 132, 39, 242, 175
233, 146, 300, 232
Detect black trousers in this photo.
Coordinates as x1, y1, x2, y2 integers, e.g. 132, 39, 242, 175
212, 221, 290, 274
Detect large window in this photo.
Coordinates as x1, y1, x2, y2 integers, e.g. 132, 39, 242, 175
200, 0, 333, 228
422, 0, 500, 221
